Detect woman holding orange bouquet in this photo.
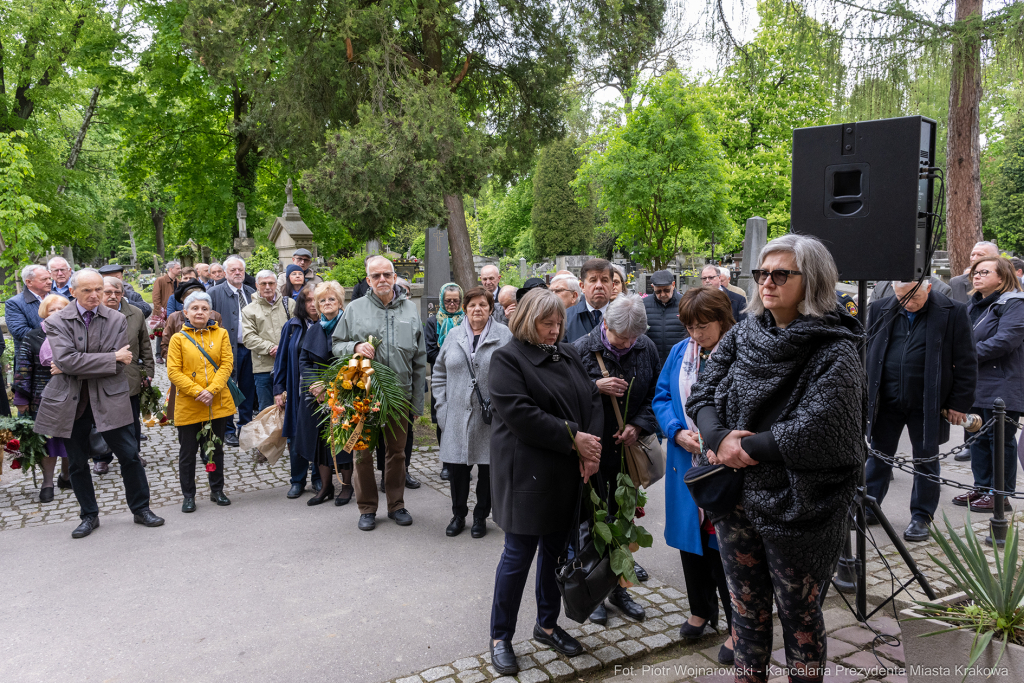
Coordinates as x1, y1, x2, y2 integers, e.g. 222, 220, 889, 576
300, 281, 354, 506
166, 291, 235, 513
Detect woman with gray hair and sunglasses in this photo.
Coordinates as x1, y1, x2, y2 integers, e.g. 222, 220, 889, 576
573, 293, 659, 624
685, 233, 866, 683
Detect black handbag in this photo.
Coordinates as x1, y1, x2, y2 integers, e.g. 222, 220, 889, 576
554, 479, 618, 623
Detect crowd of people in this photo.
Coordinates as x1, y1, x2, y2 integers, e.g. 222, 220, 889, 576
6, 235, 1023, 683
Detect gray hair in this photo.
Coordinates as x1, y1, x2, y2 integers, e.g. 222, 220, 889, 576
46, 256, 70, 271
975, 241, 999, 253
718, 266, 730, 278
69, 268, 101, 289
184, 291, 213, 309
396, 277, 412, 293
103, 276, 124, 291
255, 269, 277, 283
747, 234, 839, 318
165, 260, 181, 271
21, 264, 47, 284
365, 255, 394, 275
509, 288, 565, 344
549, 273, 582, 296
223, 256, 245, 269
210, 262, 224, 271
604, 293, 648, 338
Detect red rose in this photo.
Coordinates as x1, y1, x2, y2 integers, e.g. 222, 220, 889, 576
11, 458, 21, 469
7, 439, 20, 450
635, 506, 645, 519
149, 334, 155, 340
205, 462, 217, 472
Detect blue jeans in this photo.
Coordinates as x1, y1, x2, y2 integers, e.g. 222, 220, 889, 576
254, 372, 274, 416
490, 530, 565, 641
226, 346, 256, 437
970, 407, 1020, 494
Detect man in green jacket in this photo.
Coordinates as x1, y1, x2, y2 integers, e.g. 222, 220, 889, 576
333, 255, 427, 531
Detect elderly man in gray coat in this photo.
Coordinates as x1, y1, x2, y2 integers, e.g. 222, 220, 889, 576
32, 269, 164, 539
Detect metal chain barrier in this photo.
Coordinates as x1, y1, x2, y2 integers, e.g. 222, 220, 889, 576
867, 415, 1024, 500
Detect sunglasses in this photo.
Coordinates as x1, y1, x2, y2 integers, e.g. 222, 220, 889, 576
751, 269, 803, 286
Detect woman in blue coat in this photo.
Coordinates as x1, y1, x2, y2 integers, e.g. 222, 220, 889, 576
957, 256, 1024, 513
273, 285, 322, 498
652, 286, 736, 665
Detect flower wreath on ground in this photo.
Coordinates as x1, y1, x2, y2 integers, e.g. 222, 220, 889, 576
314, 336, 412, 463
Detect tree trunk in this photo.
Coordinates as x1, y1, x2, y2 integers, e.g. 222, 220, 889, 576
232, 86, 258, 236
152, 207, 166, 257
57, 85, 101, 195
945, 0, 984, 276
444, 194, 477, 289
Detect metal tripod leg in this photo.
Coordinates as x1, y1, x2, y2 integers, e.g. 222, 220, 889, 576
862, 494, 937, 603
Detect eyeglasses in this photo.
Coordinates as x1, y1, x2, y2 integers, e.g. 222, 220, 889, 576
368, 272, 395, 281
972, 269, 992, 278
752, 269, 803, 286
699, 275, 718, 282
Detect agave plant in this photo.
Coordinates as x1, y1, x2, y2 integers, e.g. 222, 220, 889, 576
910, 512, 1024, 678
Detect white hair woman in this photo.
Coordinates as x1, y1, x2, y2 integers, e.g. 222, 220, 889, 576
572, 293, 658, 623
166, 291, 236, 513
685, 233, 866, 683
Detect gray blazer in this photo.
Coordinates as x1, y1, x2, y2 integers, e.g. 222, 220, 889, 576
33, 303, 131, 438
948, 274, 971, 304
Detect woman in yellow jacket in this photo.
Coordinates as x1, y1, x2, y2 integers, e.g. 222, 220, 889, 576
167, 291, 236, 513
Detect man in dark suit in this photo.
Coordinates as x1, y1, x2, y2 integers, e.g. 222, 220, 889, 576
949, 241, 1000, 303
208, 255, 257, 446
98, 263, 152, 318
564, 259, 613, 342
864, 281, 977, 541
5, 264, 51, 360
700, 265, 746, 323
32, 268, 164, 538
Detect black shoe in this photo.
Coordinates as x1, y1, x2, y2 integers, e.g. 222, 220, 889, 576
634, 562, 649, 582
718, 642, 735, 665
388, 508, 413, 526
490, 640, 518, 676
211, 491, 231, 506
93, 461, 109, 475
312, 480, 322, 494
224, 433, 239, 447
335, 484, 354, 506
287, 483, 305, 499
72, 516, 100, 539
440, 466, 450, 481
904, 519, 930, 542
133, 509, 165, 527
590, 601, 607, 625
471, 518, 487, 538
57, 474, 72, 490
680, 614, 718, 640
954, 452, 971, 462
307, 485, 335, 506
379, 475, 386, 493
532, 623, 584, 657
140, 434, 149, 442
446, 516, 466, 537
182, 497, 196, 513
864, 508, 880, 526
39, 486, 54, 503
358, 513, 376, 531
609, 586, 646, 621
405, 473, 421, 489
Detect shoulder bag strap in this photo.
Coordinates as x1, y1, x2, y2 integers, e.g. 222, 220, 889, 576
182, 331, 221, 372
463, 343, 489, 411
595, 351, 627, 433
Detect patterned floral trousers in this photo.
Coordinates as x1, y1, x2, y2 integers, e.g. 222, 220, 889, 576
715, 505, 828, 683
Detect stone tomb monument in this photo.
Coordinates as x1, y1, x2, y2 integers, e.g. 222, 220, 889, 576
422, 227, 451, 321
234, 203, 256, 260
268, 179, 314, 270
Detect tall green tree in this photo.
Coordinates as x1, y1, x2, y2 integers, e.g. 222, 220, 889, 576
983, 113, 1024, 253
575, 71, 730, 270
532, 139, 593, 258
478, 178, 534, 256
0, 131, 50, 279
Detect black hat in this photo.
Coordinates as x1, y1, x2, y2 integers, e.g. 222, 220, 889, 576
650, 270, 674, 286
516, 277, 548, 302
174, 278, 206, 304
98, 263, 125, 275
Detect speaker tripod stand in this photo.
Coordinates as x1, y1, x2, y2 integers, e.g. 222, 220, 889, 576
831, 280, 937, 622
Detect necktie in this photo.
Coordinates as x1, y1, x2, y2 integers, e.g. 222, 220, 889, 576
78, 309, 94, 420
83, 310, 94, 327
591, 309, 602, 328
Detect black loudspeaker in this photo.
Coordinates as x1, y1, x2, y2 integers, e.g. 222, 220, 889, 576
791, 116, 937, 281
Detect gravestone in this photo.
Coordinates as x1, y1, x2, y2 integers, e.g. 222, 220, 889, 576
268, 179, 313, 270
234, 203, 256, 260
422, 227, 451, 321
519, 258, 528, 281
739, 216, 768, 293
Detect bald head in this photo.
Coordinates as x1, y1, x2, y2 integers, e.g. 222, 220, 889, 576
70, 269, 105, 311
480, 265, 500, 295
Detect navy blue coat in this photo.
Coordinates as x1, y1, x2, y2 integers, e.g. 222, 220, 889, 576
5, 289, 43, 357
724, 288, 747, 324
968, 291, 1024, 413
299, 321, 352, 465
272, 317, 309, 441
564, 298, 601, 343
865, 290, 978, 451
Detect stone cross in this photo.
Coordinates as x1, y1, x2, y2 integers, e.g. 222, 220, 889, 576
236, 202, 248, 239
286, 178, 293, 206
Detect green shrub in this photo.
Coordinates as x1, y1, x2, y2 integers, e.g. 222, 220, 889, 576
326, 254, 367, 287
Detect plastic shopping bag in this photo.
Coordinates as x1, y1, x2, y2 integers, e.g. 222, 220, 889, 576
239, 405, 287, 466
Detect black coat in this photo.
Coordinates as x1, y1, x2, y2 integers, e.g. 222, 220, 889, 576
866, 291, 977, 451
573, 328, 660, 471
297, 323, 334, 464
489, 338, 603, 536
686, 307, 867, 581
643, 291, 686, 373
13, 325, 49, 416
